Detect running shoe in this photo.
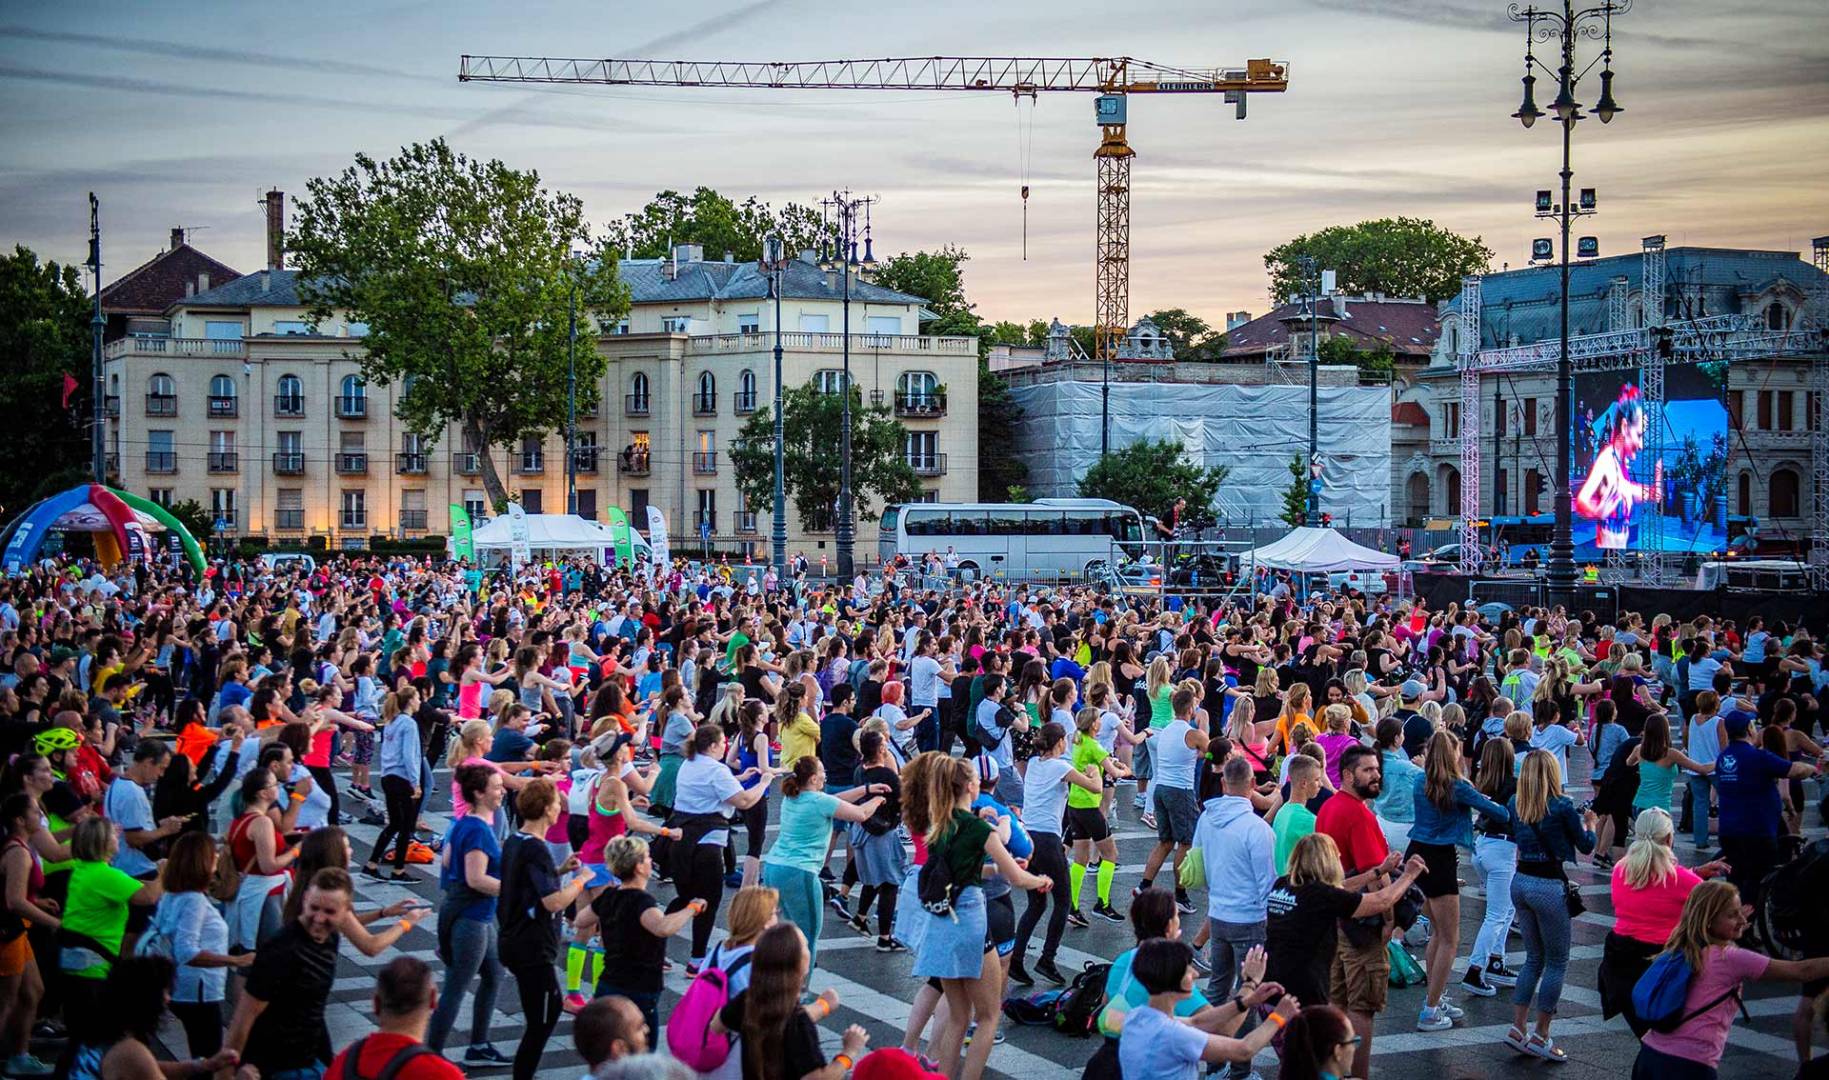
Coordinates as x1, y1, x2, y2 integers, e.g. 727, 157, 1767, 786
828, 891, 853, 921
1034, 958, 1066, 985
848, 912, 872, 935
963, 1023, 1005, 1046
1066, 909, 1089, 929
876, 936, 907, 953
1007, 962, 1033, 987
1415, 1005, 1454, 1032
1189, 950, 1210, 975
2, 1055, 53, 1077
1139, 812, 1158, 831
463, 1044, 510, 1065
1173, 890, 1195, 914
1093, 902, 1126, 923
562, 992, 590, 1015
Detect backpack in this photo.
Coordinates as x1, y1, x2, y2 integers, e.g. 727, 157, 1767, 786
665, 943, 753, 1071
917, 847, 964, 919
1759, 838, 1829, 957
133, 901, 175, 960
1052, 961, 1112, 1037
342, 1035, 434, 1080
1001, 988, 1066, 1026
1633, 950, 1740, 1033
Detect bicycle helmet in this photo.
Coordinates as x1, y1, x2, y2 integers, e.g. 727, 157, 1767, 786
33, 727, 81, 755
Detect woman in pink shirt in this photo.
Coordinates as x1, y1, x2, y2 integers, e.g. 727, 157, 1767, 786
1633, 879, 1829, 1079
1599, 808, 1728, 1034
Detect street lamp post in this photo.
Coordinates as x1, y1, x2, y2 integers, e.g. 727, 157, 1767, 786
761, 236, 789, 578
87, 194, 104, 485
1301, 254, 1320, 527
820, 191, 878, 582
1507, 0, 1628, 606
566, 270, 578, 516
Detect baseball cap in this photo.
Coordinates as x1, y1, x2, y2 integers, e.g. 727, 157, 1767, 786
853, 1048, 947, 1080
974, 753, 999, 786
48, 646, 77, 666
1724, 712, 1753, 739
1400, 679, 1425, 700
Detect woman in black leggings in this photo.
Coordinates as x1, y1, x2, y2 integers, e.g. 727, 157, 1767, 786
365, 686, 424, 880
500, 778, 590, 1080
1009, 720, 1101, 987
666, 723, 773, 968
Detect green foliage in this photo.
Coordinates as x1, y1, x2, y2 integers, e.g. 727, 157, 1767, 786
1077, 440, 1229, 529
289, 138, 629, 507
604, 187, 826, 263
1144, 308, 1227, 360
1279, 455, 1311, 528
728, 382, 920, 532
0, 247, 91, 514
872, 246, 974, 321
1264, 217, 1493, 305
1004, 484, 1029, 503
976, 362, 1028, 501
1316, 334, 1396, 376
167, 499, 214, 546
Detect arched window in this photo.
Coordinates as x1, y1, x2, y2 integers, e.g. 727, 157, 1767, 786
337, 374, 367, 418
275, 374, 303, 416
815, 369, 849, 395
629, 372, 650, 409
1443, 467, 1462, 518
1406, 472, 1430, 523
1770, 468, 1801, 517
698, 371, 715, 398
208, 374, 235, 399
1766, 303, 1792, 331
148, 373, 175, 397
737, 369, 758, 412
340, 374, 365, 400
276, 374, 301, 400
898, 370, 938, 397
1737, 471, 1752, 517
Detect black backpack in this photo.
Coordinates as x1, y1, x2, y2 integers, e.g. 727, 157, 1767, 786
343, 1035, 433, 1080
1759, 837, 1829, 956
1052, 961, 1112, 1037
917, 846, 964, 918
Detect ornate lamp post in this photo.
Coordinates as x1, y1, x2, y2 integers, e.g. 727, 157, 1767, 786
760, 235, 790, 577
819, 191, 878, 582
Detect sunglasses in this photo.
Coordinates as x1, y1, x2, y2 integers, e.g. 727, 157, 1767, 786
1341, 1036, 1364, 1048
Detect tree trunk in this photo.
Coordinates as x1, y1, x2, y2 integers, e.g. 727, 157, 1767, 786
464, 413, 509, 510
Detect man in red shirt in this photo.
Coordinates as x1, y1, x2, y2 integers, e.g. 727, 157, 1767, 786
327, 957, 465, 1080
1314, 743, 1403, 1078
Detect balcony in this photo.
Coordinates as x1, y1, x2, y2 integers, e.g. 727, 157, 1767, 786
400, 509, 429, 531
207, 396, 239, 419
271, 451, 306, 475
207, 451, 239, 473
104, 335, 245, 359
517, 452, 545, 474
335, 452, 369, 475
396, 452, 428, 475
692, 450, 717, 474
691, 392, 717, 417
573, 447, 600, 474
274, 395, 305, 418
907, 453, 947, 476
340, 512, 367, 530
103, 395, 119, 418
895, 391, 947, 419
685, 331, 977, 356
625, 393, 651, 417
145, 393, 178, 417
144, 451, 177, 474
737, 511, 758, 534
617, 452, 651, 477
453, 452, 482, 475
335, 395, 368, 419
734, 390, 758, 415
274, 509, 305, 531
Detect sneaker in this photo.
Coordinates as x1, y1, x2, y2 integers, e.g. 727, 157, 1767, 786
1093, 902, 1126, 923
30, 1019, 64, 1039
848, 912, 872, 935
1459, 966, 1497, 997
723, 871, 744, 889
1066, 909, 1089, 928
1132, 794, 1147, 810
1139, 812, 1158, 831
463, 1044, 511, 1065
819, 866, 837, 883
962, 1022, 1006, 1046
1415, 1005, 1454, 1032
1484, 959, 1520, 987
1034, 957, 1067, 985
1190, 950, 1210, 976
1174, 890, 1195, 914
828, 892, 853, 920
1439, 999, 1465, 1020
1007, 962, 1034, 987
562, 992, 590, 1015
3, 1055, 54, 1077
876, 936, 907, 953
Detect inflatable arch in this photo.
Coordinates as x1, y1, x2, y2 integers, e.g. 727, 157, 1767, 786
0, 484, 205, 575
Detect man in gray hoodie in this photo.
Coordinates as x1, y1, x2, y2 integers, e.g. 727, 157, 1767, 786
1193, 753, 1276, 1080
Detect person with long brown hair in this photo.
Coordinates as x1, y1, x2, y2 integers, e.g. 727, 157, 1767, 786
709, 922, 868, 1080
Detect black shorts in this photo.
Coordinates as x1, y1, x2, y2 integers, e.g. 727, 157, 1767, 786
566, 814, 589, 851
986, 892, 1015, 954
741, 800, 768, 858
1405, 839, 1460, 898
1066, 807, 1110, 843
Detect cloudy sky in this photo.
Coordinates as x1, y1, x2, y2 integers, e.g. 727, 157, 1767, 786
3, 0, 1825, 327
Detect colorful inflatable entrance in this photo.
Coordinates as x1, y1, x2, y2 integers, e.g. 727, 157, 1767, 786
0, 484, 205, 575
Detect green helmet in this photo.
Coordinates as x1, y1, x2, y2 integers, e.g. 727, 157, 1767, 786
33, 727, 81, 755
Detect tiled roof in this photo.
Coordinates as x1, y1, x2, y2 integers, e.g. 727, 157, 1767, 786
99, 245, 242, 315
1391, 401, 1430, 426
1222, 296, 1440, 359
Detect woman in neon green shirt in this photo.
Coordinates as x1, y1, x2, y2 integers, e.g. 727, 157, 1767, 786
58, 817, 159, 1009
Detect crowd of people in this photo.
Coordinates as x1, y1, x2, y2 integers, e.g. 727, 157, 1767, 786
0, 549, 1823, 1080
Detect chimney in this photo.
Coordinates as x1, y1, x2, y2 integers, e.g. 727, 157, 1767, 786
723, 251, 734, 264
170, 227, 185, 251
263, 189, 285, 270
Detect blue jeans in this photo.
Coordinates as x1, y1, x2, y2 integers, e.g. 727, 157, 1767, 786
1207, 918, 1265, 1080
1686, 775, 1713, 849
427, 916, 504, 1051
1510, 873, 1572, 1014
914, 707, 940, 753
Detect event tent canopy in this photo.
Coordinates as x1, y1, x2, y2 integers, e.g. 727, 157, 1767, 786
1241, 527, 1400, 572
468, 513, 621, 553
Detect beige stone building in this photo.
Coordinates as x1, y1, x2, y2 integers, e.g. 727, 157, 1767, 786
101, 241, 978, 557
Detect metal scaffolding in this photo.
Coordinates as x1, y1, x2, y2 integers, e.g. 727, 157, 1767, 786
1457, 275, 1484, 573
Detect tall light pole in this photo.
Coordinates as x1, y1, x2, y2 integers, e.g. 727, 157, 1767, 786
1301, 254, 1320, 527
761, 236, 790, 577
1508, 0, 1628, 606
821, 191, 878, 582
565, 268, 578, 516
87, 194, 104, 485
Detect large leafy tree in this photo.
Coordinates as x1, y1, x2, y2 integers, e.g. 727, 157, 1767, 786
975, 365, 1029, 501
728, 382, 920, 532
605, 187, 826, 264
1078, 439, 1229, 529
1264, 217, 1492, 305
1145, 307, 1226, 360
1317, 334, 1396, 377
289, 139, 628, 508
0, 247, 91, 514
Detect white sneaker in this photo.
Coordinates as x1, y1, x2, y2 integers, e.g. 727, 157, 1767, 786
1415, 1005, 1454, 1032
1439, 998, 1465, 1021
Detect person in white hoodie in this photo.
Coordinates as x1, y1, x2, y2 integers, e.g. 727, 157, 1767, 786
1193, 752, 1276, 1080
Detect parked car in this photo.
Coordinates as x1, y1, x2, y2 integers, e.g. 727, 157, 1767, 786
258, 552, 316, 574
1327, 570, 1389, 594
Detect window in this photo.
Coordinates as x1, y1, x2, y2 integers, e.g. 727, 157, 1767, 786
340, 431, 366, 453
401, 489, 427, 531
1443, 401, 1461, 439
148, 373, 175, 397
148, 489, 173, 508
694, 430, 716, 473
340, 490, 366, 529
736, 369, 757, 412
1523, 398, 1537, 437
1494, 401, 1507, 438
1777, 391, 1796, 432
1770, 469, 1801, 517
276, 374, 303, 415
694, 371, 716, 415
628, 372, 651, 414
146, 430, 175, 472
1758, 390, 1774, 430
1525, 468, 1542, 515
208, 374, 237, 417
210, 489, 237, 529
272, 320, 310, 335
866, 315, 901, 337
737, 313, 760, 334
522, 489, 543, 513
605, 318, 630, 335
1728, 390, 1742, 430
905, 431, 938, 469
814, 369, 849, 395
629, 488, 649, 523
662, 316, 692, 333
347, 321, 370, 337
463, 489, 487, 522
1767, 303, 1791, 331
276, 489, 304, 531
576, 489, 598, 520
1496, 468, 1509, 514
204, 321, 242, 341
696, 489, 716, 533
208, 431, 236, 472
799, 314, 830, 333
519, 436, 544, 472
1737, 471, 1752, 517
898, 371, 937, 397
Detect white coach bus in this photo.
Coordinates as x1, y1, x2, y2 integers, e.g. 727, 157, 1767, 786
877, 498, 1146, 580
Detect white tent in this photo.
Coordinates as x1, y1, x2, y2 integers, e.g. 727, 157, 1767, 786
469, 513, 617, 554
1242, 527, 1400, 572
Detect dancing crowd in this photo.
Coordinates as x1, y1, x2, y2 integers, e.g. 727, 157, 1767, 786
0, 550, 1823, 1080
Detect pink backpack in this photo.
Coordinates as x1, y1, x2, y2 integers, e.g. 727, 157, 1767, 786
665, 944, 752, 1071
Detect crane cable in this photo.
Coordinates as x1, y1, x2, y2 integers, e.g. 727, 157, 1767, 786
1014, 91, 1035, 260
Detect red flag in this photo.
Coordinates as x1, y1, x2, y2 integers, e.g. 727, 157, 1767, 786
61, 373, 78, 409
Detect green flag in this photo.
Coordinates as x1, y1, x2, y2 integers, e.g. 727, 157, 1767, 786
603, 506, 634, 568
450, 504, 474, 562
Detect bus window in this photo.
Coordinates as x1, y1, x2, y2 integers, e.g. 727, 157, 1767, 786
1112, 513, 1143, 542
1025, 512, 1064, 536
880, 506, 900, 533
951, 512, 988, 536
904, 508, 941, 537
987, 509, 1026, 536
1065, 510, 1106, 535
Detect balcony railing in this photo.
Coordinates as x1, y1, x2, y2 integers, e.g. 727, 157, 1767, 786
340, 512, 367, 530
907, 453, 947, 476
517, 452, 545, 474
274, 395, 305, 418
737, 512, 758, 533
396, 452, 428, 475
104, 335, 245, 359
274, 509, 305, 531
103, 395, 119, 418
692, 392, 717, 416
686, 331, 977, 355
453, 452, 482, 475
573, 447, 600, 473
144, 451, 177, 473
145, 393, 178, 417
271, 451, 306, 475
895, 391, 948, 418
626, 394, 651, 417
207, 451, 239, 473
400, 509, 429, 531
734, 390, 758, 414
207, 395, 238, 419
692, 450, 717, 474
617, 452, 651, 476
336, 395, 368, 419
335, 452, 369, 475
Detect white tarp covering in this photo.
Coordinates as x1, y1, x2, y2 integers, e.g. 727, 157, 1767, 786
1006, 380, 1393, 526
471, 513, 618, 552
1242, 526, 1400, 572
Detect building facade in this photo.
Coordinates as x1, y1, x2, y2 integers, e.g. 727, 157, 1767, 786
100, 243, 978, 556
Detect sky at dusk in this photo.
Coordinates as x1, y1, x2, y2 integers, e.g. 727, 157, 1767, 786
2, 0, 1825, 328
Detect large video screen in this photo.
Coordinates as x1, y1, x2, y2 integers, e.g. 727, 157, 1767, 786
1572, 363, 1729, 552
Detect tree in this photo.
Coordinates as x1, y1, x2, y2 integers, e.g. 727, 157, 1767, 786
0, 247, 91, 514
1317, 334, 1396, 377
1264, 217, 1492, 305
1279, 454, 1310, 527
1077, 439, 1229, 529
166, 499, 214, 547
976, 364, 1028, 501
604, 187, 827, 264
289, 139, 629, 507
1143, 307, 1224, 359
728, 382, 920, 533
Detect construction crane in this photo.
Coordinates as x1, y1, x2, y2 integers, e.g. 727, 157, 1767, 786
457, 55, 1290, 361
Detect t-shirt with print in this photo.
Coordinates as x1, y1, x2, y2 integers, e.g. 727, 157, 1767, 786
1067, 735, 1109, 810
1021, 755, 1074, 836
1640, 944, 1767, 1069
1713, 741, 1791, 839
1265, 876, 1362, 1006
1118, 1002, 1210, 1080
764, 791, 841, 874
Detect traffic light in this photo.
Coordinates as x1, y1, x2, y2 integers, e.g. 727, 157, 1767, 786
1321, 512, 1333, 528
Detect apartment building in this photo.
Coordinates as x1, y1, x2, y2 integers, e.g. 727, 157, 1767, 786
100, 241, 978, 555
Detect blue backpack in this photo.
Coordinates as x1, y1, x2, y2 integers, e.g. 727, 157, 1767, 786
1632, 951, 1740, 1033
